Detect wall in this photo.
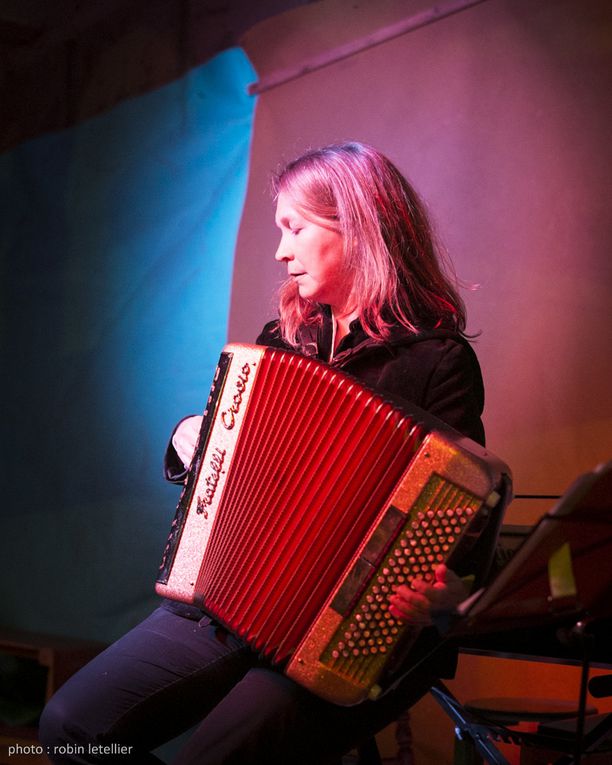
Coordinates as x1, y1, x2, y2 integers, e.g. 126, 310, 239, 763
228, 0, 612, 761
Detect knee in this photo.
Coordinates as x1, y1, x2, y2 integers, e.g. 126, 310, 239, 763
39, 692, 91, 752
38, 695, 63, 749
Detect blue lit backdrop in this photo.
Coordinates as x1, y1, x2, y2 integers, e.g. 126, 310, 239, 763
0, 48, 256, 642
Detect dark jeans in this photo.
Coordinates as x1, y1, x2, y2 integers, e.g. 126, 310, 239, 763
39, 606, 440, 765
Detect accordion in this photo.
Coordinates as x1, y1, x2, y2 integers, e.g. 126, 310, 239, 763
156, 344, 511, 705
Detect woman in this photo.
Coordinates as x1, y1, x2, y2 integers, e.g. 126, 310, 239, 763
40, 142, 490, 764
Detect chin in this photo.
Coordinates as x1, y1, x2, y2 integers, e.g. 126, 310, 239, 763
297, 287, 318, 301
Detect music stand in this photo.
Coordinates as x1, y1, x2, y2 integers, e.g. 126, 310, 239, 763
444, 462, 612, 764
457, 461, 612, 635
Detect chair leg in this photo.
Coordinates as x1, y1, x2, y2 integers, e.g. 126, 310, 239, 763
396, 709, 415, 765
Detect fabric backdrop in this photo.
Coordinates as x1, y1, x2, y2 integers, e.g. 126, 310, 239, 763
1, 47, 256, 642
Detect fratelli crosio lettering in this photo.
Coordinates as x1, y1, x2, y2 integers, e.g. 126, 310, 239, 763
196, 447, 226, 515
221, 363, 251, 429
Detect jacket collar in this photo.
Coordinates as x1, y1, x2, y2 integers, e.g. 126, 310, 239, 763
294, 307, 465, 368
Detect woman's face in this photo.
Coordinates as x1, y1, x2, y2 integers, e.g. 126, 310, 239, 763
274, 191, 352, 311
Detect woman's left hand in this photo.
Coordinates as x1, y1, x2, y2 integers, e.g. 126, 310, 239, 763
171, 415, 203, 469
388, 564, 469, 626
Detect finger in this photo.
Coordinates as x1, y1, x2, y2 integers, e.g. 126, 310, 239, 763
388, 595, 432, 624
391, 588, 429, 609
389, 589, 430, 616
410, 576, 435, 595
407, 575, 464, 611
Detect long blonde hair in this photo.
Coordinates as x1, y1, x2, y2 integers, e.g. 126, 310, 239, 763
272, 142, 467, 346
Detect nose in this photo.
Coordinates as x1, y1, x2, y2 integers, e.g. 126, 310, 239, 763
274, 232, 293, 262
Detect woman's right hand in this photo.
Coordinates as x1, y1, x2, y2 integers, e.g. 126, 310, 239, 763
388, 564, 468, 626
171, 415, 203, 469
